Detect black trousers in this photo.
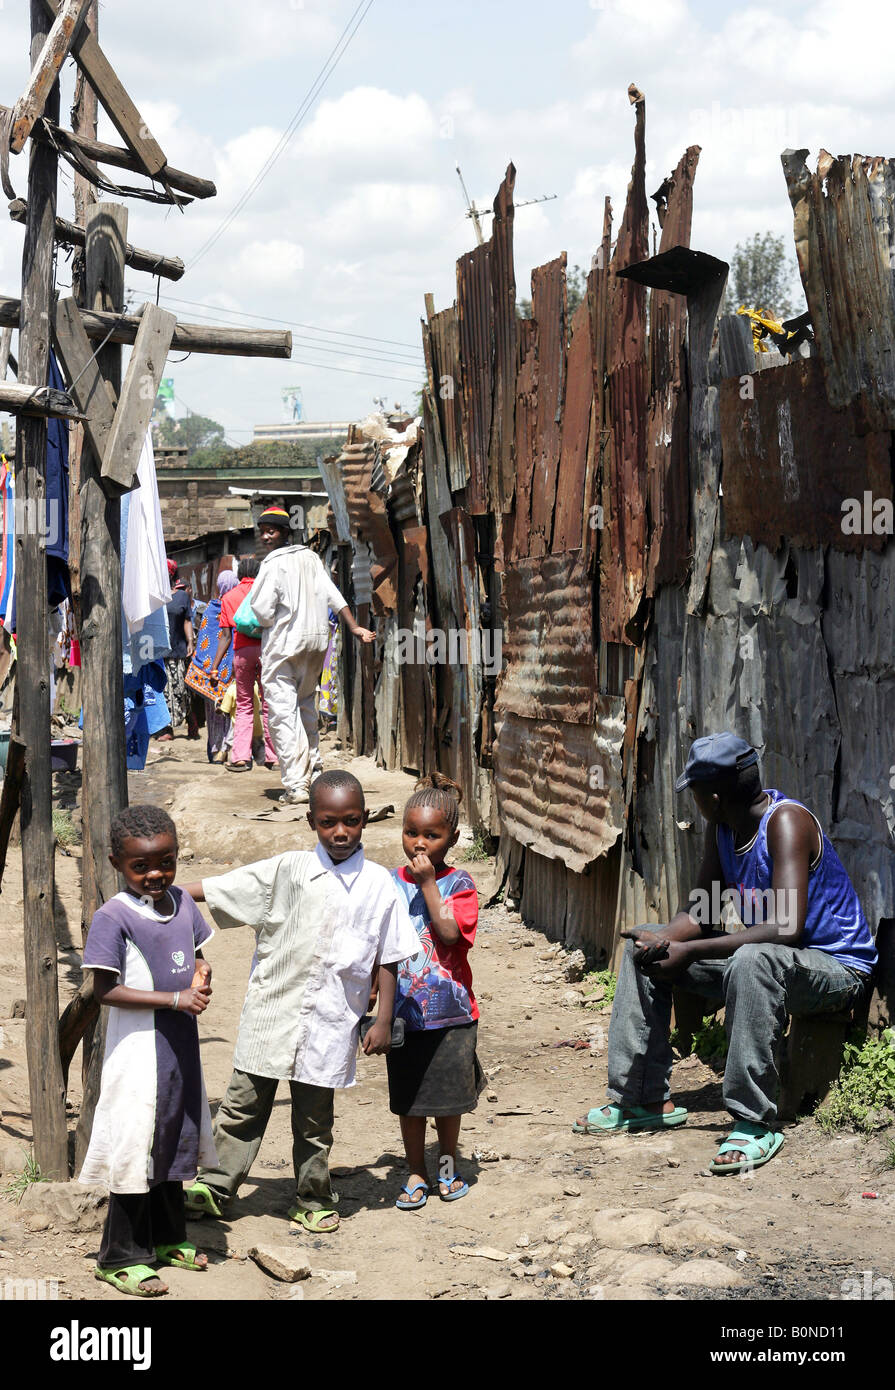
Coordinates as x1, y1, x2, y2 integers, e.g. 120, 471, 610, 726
98, 1181, 186, 1269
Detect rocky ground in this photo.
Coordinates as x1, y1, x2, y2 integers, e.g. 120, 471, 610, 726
0, 733, 893, 1303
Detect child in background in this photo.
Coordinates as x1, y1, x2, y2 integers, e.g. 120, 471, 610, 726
79, 805, 216, 1297
387, 774, 485, 1210
212, 555, 278, 772
182, 770, 418, 1232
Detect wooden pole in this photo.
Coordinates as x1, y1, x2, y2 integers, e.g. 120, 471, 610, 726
73, 201, 128, 1169
16, 0, 68, 1180
0, 297, 292, 359
9, 200, 186, 282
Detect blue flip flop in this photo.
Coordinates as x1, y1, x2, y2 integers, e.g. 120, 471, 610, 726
438, 1174, 469, 1202
395, 1181, 429, 1211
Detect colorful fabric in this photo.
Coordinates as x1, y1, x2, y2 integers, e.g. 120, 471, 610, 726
79, 888, 216, 1192
257, 506, 292, 530
0, 459, 15, 627
391, 865, 479, 1032
164, 656, 193, 729
317, 611, 339, 718
185, 597, 233, 703
204, 698, 230, 762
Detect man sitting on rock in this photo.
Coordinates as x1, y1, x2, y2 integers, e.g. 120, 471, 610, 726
573, 733, 876, 1174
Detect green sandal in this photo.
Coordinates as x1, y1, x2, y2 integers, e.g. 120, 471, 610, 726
94, 1263, 167, 1297
184, 1181, 224, 1219
288, 1206, 340, 1233
155, 1241, 207, 1271
572, 1103, 688, 1134
709, 1122, 784, 1175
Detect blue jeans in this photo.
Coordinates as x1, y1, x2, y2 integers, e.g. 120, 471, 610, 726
607, 926, 868, 1124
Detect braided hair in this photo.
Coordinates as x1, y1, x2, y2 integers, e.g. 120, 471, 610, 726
404, 772, 463, 833
110, 804, 178, 857
238, 555, 260, 580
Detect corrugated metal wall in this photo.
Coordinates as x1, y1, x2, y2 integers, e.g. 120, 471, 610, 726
322, 106, 894, 964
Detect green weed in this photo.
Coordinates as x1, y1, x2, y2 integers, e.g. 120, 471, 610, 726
52, 810, 81, 849
691, 1014, 728, 1068
459, 830, 492, 862
815, 1029, 895, 1134
583, 969, 617, 1010
3, 1150, 47, 1205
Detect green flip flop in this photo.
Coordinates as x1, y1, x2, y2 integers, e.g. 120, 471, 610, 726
184, 1181, 224, 1219
709, 1122, 784, 1175
288, 1206, 340, 1233
94, 1263, 167, 1297
572, 1103, 688, 1134
155, 1241, 207, 1271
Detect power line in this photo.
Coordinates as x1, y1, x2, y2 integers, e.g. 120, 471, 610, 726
154, 304, 422, 369
127, 287, 424, 353
188, 0, 375, 270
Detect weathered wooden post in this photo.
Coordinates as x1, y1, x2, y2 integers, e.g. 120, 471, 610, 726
16, 0, 68, 1180
73, 201, 128, 1169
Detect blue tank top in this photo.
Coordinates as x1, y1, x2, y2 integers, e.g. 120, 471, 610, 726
716, 789, 876, 975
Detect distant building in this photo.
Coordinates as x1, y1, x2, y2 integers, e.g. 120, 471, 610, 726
253, 420, 353, 444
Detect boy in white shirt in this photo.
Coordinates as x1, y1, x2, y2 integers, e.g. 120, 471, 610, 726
181, 771, 418, 1233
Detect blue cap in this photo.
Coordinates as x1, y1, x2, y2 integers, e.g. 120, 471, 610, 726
674, 733, 758, 793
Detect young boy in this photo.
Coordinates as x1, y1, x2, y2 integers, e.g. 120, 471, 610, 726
182, 770, 418, 1231
573, 733, 877, 1174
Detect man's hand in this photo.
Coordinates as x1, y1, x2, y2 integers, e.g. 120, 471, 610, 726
353, 626, 376, 644
408, 852, 437, 887
362, 1019, 392, 1055
640, 939, 693, 982
621, 930, 671, 967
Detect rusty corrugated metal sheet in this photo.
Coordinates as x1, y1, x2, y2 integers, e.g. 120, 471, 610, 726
426, 305, 468, 494
783, 148, 895, 433
456, 242, 492, 514
508, 317, 537, 561
487, 164, 518, 514
720, 357, 892, 552
527, 253, 567, 557
552, 298, 594, 554
646, 145, 699, 591
496, 549, 595, 723
600, 88, 649, 642
493, 698, 625, 874
441, 505, 485, 822
336, 440, 399, 613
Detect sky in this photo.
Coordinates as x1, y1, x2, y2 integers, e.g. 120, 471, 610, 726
0, 0, 894, 444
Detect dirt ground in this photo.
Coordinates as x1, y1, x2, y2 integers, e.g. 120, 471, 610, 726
0, 733, 893, 1303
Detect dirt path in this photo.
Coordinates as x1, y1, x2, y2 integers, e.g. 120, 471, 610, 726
0, 736, 893, 1302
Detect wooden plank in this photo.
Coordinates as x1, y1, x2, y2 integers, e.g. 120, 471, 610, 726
16, 0, 68, 1180
101, 303, 175, 488
52, 296, 116, 468
40, 0, 166, 177
0, 380, 84, 418
10, 0, 91, 152
1, 296, 290, 358
9, 198, 185, 280
0, 327, 12, 378
74, 200, 129, 1170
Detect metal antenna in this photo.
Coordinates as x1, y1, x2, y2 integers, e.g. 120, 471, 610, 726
456, 165, 557, 247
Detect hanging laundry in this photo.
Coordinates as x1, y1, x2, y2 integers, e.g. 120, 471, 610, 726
123, 433, 171, 634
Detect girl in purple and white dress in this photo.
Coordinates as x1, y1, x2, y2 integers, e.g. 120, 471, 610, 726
79, 805, 217, 1297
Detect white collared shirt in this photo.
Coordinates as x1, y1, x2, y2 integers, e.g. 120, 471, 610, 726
201, 844, 418, 1088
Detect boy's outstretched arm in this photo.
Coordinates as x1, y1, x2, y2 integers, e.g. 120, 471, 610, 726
362, 964, 396, 1055
181, 881, 205, 902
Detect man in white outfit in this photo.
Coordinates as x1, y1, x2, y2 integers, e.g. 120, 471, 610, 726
249, 507, 375, 805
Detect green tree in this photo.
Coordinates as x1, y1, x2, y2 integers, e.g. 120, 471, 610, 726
723, 232, 801, 321
517, 262, 587, 323
156, 411, 226, 455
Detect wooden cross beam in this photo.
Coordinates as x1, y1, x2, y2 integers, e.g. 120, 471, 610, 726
0, 380, 83, 419
0, 294, 292, 358
9, 0, 92, 153
0, 107, 216, 201
9, 198, 185, 280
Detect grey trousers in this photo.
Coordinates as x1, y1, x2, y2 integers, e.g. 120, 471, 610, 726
607, 926, 868, 1125
199, 1068, 338, 1213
